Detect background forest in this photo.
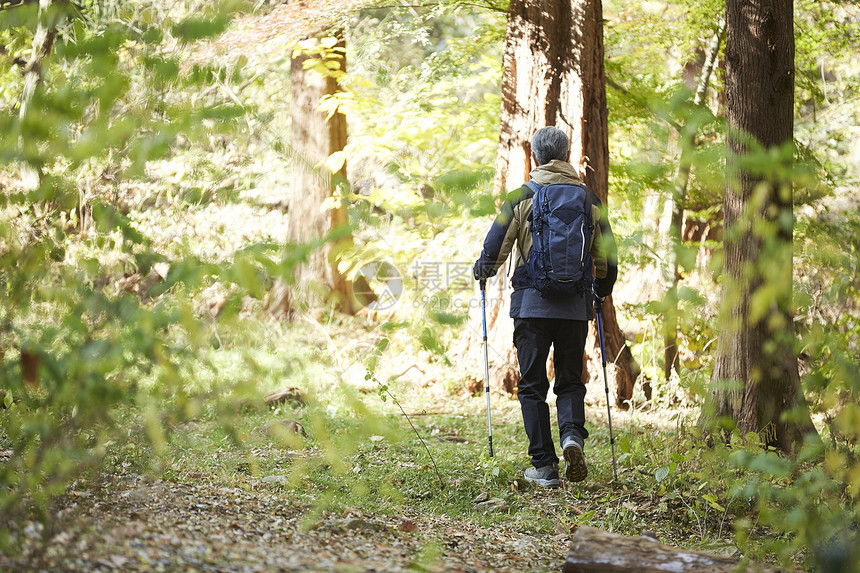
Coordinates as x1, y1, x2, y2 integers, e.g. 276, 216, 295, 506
1, 0, 859, 571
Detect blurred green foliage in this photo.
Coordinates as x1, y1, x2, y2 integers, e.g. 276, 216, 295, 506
0, 0, 268, 540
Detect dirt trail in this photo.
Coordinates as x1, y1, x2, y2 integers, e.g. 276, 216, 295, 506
3, 474, 569, 572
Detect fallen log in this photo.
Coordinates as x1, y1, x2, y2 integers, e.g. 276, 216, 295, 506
563, 526, 793, 573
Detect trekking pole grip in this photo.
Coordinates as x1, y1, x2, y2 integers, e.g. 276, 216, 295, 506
592, 288, 605, 314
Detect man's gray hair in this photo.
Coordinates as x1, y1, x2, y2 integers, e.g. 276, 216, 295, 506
531, 126, 570, 166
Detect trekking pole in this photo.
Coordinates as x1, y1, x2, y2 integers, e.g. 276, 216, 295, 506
594, 292, 618, 481
480, 279, 494, 457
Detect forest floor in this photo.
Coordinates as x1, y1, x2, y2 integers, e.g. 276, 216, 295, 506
3, 468, 571, 572
3, 384, 727, 573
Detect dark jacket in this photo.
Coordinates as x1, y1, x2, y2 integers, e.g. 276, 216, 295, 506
475, 160, 618, 320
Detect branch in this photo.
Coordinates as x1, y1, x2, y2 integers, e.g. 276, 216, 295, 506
693, 12, 726, 107
676, 11, 727, 193
605, 76, 630, 97
19, 0, 59, 119
663, 12, 727, 380
0, 0, 39, 10
368, 372, 445, 488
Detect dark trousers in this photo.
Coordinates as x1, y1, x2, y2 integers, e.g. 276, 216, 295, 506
514, 318, 589, 468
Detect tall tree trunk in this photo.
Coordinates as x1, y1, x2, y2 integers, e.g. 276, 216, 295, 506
702, 0, 816, 451
481, 0, 639, 407
664, 14, 726, 382
268, 33, 356, 317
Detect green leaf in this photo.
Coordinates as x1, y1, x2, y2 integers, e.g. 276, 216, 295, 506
3, 391, 12, 409
655, 465, 671, 482
702, 494, 725, 511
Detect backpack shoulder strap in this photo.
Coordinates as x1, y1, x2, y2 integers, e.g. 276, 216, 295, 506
524, 180, 545, 217
518, 181, 542, 270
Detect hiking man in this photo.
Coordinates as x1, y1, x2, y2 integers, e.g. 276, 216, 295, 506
473, 126, 617, 488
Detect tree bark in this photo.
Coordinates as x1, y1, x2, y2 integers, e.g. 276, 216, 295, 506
481, 0, 639, 406
702, 0, 816, 451
267, 32, 357, 317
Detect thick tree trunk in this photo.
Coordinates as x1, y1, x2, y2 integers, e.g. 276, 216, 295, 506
702, 0, 816, 451
481, 0, 638, 406
268, 33, 356, 317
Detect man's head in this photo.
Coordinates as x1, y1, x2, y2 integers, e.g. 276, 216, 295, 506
531, 126, 570, 166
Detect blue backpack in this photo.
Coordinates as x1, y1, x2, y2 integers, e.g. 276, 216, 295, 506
523, 181, 594, 298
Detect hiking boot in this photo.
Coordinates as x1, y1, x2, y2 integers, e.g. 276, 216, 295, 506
524, 464, 560, 489
562, 435, 588, 482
